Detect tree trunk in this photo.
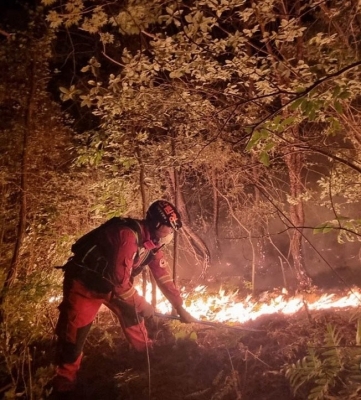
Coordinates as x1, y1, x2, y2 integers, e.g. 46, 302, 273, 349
252, 161, 266, 292
172, 169, 180, 285
211, 168, 222, 261
255, 0, 311, 289
282, 0, 311, 289
135, 145, 153, 298
171, 133, 180, 285
168, 170, 211, 279
0, 58, 35, 312
284, 135, 311, 288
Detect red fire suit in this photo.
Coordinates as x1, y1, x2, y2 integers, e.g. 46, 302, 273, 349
54, 218, 183, 392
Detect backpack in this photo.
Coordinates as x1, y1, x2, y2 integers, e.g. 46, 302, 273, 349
67, 217, 143, 293
71, 217, 141, 256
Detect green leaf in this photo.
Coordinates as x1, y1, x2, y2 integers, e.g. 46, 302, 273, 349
260, 151, 270, 167
245, 129, 269, 151
273, 115, 281, 125
335, 215, 350, 221
308, 108, 316, 121
174, 331, 187, 339
264, 141, 275, 151
289, 97, 305, 110
59, 86, 69, 94
332, 86, 341, 97
185, 14, 193, 23
280, 116, 295, 128
189, 331, 198, 340
245, 130, 262, 151
301, 99, 310, 113
338, 91, 350, 99
313, 223, 334, 234
334, 100, 343, 114
322, 349, 337, 357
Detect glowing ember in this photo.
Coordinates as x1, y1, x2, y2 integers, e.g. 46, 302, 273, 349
141, 284, 361, 325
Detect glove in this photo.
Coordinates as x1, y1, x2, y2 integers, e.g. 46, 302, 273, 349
139, 302, 155, 319
176, 306, 197, 323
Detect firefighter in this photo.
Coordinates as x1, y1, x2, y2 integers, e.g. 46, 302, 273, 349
52, 200, 196, 395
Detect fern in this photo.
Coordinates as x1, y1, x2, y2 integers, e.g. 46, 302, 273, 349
284, 323, 361, 400
210, 370, 242, 400
285, 348, 321, 395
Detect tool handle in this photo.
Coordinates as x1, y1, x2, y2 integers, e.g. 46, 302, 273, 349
154, 312, 264, 332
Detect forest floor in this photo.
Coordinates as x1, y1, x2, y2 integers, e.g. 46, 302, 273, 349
42, 295, 361, 400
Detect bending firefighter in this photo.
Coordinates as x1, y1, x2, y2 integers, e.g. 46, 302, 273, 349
53, 200, 196, 394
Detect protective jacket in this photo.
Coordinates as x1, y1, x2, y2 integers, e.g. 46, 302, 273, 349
66, 217, 183, 312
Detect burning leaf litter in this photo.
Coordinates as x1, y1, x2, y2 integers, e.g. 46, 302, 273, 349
144, 284, 361, 325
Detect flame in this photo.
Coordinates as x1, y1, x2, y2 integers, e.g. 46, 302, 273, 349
49, 278, 361, 325
141, 284, 361, 325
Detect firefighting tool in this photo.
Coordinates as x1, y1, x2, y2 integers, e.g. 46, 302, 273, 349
154, 312, 265, 332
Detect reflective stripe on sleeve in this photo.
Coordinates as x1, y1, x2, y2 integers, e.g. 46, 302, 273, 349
119, 286, 136, 301
158, 275, 173, 285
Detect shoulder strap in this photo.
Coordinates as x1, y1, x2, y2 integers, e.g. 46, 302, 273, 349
71, 219, 115, 254
118, 218, 142, 247
71, 217, 142, 255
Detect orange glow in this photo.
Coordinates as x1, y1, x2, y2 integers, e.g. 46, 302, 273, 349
50, 281, 361, 325
140, 284, 361, 324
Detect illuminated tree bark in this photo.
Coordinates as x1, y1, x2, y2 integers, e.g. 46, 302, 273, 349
211, 167, 222, 260
169, 169, 211, 279
284, 139, 311, 288
0, 58, 35, 314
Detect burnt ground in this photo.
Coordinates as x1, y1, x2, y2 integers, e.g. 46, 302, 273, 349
43, 304, 361, 400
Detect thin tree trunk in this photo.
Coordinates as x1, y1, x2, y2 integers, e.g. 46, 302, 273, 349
135, 146, 156, 303
168, 170, 211, 279
135, 145, 147, 217
172, 169, 179, 285
170, 132, 180, 285
319, 3, 351, 51
0, 184, 7, 254
255, 0, 311, 288
252, 161, 266, 292
0, 59, 35, 313
282, 0, 311, 288
211, 168, 221, 260
284, 139, 311, 288
218, 191, 257, 294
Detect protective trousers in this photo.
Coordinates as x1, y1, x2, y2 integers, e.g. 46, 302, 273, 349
54, 275, 152, 392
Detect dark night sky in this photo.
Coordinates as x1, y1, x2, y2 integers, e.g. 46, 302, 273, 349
0, 0, 36, 32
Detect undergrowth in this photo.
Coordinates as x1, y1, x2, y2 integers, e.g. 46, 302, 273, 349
284, 318, 361, 400
0, 270, 60, 399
